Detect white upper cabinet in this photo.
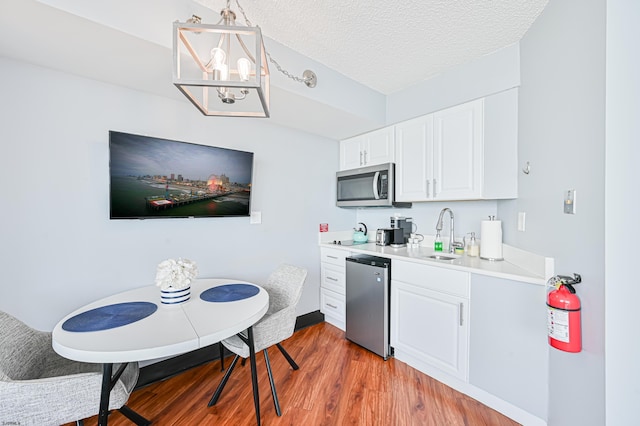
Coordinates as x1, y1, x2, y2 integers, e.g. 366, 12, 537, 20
340, 126, 395, 170
394, 115, 434, 201
394, 89, 518, 202
433, 99, 484, 199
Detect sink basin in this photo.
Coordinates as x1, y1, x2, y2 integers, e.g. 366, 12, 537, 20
425, 254, 459, 261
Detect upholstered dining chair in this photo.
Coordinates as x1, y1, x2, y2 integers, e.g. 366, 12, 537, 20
208, 264, 308, 417
0, 310, 140, 426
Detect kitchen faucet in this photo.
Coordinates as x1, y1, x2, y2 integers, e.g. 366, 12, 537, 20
436, 208, 456, 253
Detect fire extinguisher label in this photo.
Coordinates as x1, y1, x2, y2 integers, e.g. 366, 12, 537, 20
547, 307, 570, 343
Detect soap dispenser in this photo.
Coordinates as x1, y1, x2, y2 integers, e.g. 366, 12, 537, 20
466, 232, 479, 257
434, 232, 443, 252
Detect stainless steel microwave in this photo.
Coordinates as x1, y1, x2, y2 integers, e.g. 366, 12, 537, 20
336, 163, 411, 208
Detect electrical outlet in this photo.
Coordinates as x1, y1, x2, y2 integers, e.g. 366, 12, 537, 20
518, 212, 526, 232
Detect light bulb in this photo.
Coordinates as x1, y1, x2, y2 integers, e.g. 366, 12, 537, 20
237, 58, 251, 81
210, 48, 226, 67
210, 48, 228, 81
218, 64, 229, 81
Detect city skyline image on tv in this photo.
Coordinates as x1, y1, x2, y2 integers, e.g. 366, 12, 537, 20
109, 131, 254, 219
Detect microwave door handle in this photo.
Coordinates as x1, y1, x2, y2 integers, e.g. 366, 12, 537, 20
373, 171, 381, 199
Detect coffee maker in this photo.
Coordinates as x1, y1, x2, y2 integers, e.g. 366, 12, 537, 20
390, 216, 413, 245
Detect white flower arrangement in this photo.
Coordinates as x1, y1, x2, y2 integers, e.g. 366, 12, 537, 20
155, 258, 198, 290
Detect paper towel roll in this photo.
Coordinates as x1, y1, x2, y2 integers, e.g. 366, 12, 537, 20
480, 220, 504, 260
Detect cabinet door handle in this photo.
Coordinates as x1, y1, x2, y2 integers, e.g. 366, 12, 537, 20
433, 179, 437, 196
363, 150, 368, 165
326, 276, 338, 282
426, 180, 430, 198
459, 302, 464, 326
327, 303, 338, 309
359, 151, 363, 166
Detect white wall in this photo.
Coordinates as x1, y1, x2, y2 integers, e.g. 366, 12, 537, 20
386, 43, 521, 125
0, 57, 354, 330
355, 201, 497, 243
499, 0, 606, 424
605, 1, 640, 424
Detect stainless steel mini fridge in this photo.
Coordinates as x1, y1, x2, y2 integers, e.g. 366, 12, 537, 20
345, 254, 391, 360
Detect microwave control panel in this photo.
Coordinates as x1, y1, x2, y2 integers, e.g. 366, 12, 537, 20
379, 173, 389, 198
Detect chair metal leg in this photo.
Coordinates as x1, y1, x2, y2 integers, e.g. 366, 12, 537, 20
76, 420, 84, 426
263, 349, 282, 416
208, 354, 240, 407
276, 342, 300, 370
118, 405, 152, 425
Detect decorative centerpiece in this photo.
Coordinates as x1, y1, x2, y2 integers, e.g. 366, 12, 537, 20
155, 258, 198, 305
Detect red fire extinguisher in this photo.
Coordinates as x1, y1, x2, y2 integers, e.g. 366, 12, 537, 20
547, 273, 582, 353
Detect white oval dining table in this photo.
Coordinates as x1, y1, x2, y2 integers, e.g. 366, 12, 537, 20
52, 278, 269, 426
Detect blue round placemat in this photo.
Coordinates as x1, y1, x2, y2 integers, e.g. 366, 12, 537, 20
62, 301, 158, 332
200, 284, 259, 302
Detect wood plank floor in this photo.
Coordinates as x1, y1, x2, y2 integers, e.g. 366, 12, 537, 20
76, 322, 520, 425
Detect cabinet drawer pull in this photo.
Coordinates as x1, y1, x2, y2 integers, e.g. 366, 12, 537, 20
326, 276, 338, 281
326, 303, 338, 309
459, 302, 464, 326
326, 255, 339, 260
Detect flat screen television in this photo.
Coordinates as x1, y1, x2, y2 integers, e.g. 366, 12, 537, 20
109, 131, 254, 219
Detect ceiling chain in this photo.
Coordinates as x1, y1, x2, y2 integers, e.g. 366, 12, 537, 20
233, 0, 316, 87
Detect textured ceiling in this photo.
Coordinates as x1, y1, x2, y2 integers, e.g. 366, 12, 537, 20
194, 0, 549, 94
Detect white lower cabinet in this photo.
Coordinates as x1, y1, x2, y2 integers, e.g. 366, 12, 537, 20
391, 260, 470, 381
320, 289, 345, 330
320, 247, 349, 330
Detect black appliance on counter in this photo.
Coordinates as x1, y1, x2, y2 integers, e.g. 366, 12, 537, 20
390, 216, 413, 244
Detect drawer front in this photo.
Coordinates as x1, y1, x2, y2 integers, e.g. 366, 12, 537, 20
320, 247, 348, 266
393, 260, 470, 298
321, 263, 346, 294
321, 288, 345, 322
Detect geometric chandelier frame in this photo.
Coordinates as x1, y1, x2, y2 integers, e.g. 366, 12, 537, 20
173, 18, 270, 118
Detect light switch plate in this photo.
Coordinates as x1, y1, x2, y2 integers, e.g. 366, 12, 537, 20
250, 211, 262, 224
564, 190, 576, 214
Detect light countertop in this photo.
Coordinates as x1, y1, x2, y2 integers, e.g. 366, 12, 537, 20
319, 231, 553, 286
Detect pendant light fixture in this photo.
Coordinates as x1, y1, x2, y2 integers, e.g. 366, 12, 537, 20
173, 0, 317, 118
